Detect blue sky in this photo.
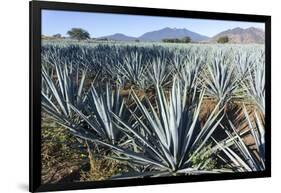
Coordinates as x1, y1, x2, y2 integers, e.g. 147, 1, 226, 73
42, 10, 264, 38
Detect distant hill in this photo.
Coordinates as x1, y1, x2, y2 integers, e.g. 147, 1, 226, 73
138, 27, 209, 42
99, 27, 209, 42
99, 33, 136, 41
209, 27, 265, 43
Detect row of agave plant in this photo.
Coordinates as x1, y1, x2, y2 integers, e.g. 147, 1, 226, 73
41, 42, 265, 179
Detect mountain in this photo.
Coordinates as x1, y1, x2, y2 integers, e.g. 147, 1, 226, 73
138, 27, 209, 42
97, 27, 264, 43
209, 27, 265, 43
99, 33, 136, 41
98, 27, 209, 42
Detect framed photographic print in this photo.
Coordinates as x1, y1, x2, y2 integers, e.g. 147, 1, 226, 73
29, 1, 271, 192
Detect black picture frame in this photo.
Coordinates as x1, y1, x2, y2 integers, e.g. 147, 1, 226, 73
30, 1, 271, 192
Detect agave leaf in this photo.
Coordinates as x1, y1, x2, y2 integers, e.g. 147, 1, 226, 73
213, 104, 265, 172
110, 171, 170, 180
106, 78, 223, 175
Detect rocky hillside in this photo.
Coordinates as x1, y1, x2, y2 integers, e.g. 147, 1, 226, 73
209, 27, 265, 43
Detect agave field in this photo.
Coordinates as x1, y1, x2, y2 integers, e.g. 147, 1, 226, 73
41, 40, 265, 182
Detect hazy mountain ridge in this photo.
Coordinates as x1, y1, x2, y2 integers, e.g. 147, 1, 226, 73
99, 33, 137, 41
98, 27, 209, 42
96, 27, 264, 43
209, 27, 264, 43
138, 27, 209, 41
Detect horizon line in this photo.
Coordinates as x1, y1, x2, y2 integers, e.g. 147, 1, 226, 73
43, 26, 264, 38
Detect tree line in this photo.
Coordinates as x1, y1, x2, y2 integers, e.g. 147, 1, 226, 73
162, 36, 191, 43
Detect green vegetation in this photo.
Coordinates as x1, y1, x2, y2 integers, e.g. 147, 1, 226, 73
162, 36, 191, 43
67, 28, 90, 40
217, 36, 229, 43
191, 144, 218, 171
80, 143, 123, 181
41, 39, 265, 182
52, 33, 62, 38
41, 120, 87, 184
41, 116, 123, 183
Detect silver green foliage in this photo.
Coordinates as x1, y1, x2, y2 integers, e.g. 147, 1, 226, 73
41, 40, 266, 178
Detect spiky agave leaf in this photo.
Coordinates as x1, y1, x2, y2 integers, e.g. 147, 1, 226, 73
234, 49, 256, 80
68, 83, 133, 144
170, 48, 205, 105
147, 56, 173, 87
245, 54, 265, 114
88, 78, 225, 178
203, 50, 239, 104
179, 51, 205, 91
116, 51, 148, 89
41, 61, 88, 125
212, 104, 265, 172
